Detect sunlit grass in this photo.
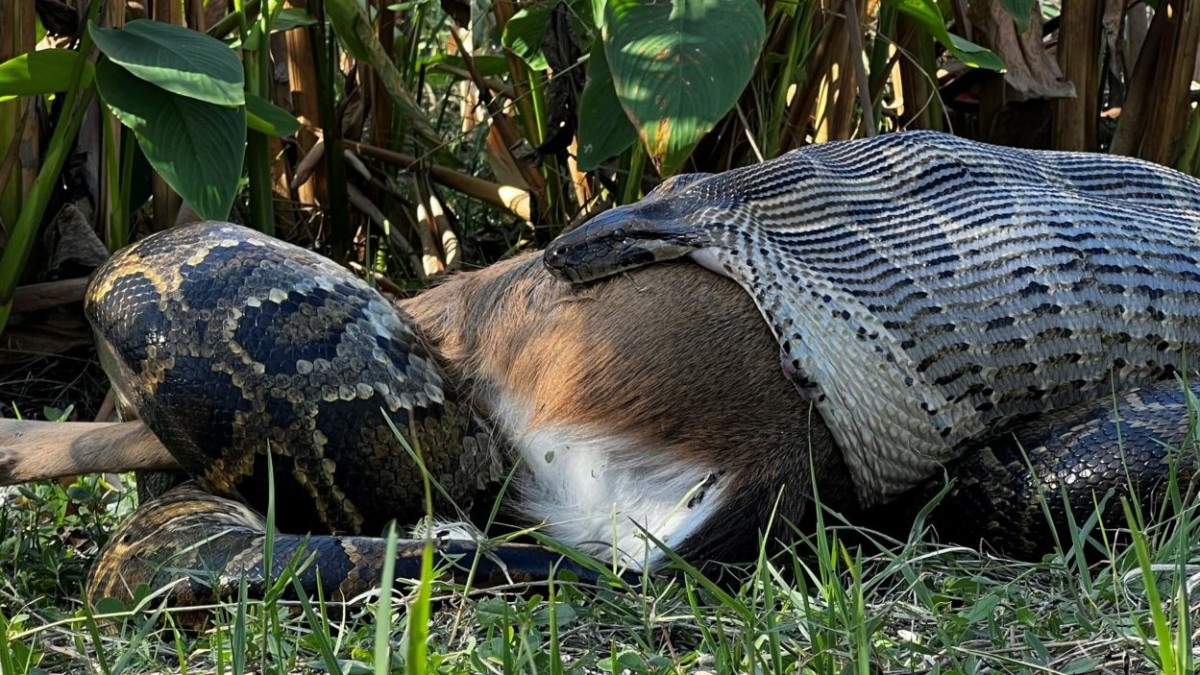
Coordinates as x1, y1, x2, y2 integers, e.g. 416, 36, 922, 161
4, 390, 1200, 673
4, 459, 1200, 673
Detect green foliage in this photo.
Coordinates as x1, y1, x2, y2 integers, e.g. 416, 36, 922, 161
503, 6, 554, 71
0, 0, 100, 335
577, 44, 639, 171
883, 0, 1006, 71
0, 613, 43, 675
326, 0, 443, 149
94, 56, 245, 221
272, 7, 319, 32
88, 19, 249, 222
0, 49, 94, 102
602, 0, 766, 174
6, 464, 1200, 672
6, 0, 1200, 669
246, 92, 302, 137
1000, 0, 1039, 33
89, 19, 245, 107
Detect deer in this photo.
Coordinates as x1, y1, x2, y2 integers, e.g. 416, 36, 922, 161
2, 252, 857, 573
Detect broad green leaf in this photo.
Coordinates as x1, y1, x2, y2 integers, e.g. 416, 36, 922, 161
272, 8, 318, 32
963, 594, 1000, 623
227, 9, 318, 49
577, 45, 638, 171
325, 0, 372, 62
883, 0, 1006, 71
246, 93, 300, 136
0, 49, 94, 102
604, 0, 765, 175
89, 19, 244, 106
502, 6, 552, 71
420, 53, 511, 78
1000, 0, 1037, 33
947, 34, 1007, 71
591, 0, 607, 30
96, 58, 244, 220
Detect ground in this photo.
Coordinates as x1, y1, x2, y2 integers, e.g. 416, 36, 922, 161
3, 463, 1198, 673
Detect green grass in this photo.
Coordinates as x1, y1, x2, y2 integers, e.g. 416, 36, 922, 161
4, 468, 1200, 674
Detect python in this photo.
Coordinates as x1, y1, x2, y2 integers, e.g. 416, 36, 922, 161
1, 213, 1195, 608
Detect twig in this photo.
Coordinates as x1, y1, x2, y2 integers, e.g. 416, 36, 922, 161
844, 0, 876, 137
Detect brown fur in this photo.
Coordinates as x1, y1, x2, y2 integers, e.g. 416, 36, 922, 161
403, 253, 856, 562
6, 253, 854, 565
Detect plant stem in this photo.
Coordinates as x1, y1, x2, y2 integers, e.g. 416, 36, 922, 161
0, 3, 101, 335
311, 3, 350, 260
621, 145, 645, 205
238, 0, 276, 234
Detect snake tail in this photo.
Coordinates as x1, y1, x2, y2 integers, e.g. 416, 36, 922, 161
88, 483, 624, 613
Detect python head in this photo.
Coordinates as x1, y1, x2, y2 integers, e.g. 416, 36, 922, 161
543, 172, 731, 283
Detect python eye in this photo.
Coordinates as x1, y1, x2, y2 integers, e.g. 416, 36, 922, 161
611, 228, 626, 242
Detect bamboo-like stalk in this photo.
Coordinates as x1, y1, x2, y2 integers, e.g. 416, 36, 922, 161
784, 12, 838, 149
327, 0, 444, 150
1137, 0, 1200, 165
286, 1, 325, 211
866, 4, 897, 129
0, 107, 29, 219
346, 183, 423, 276
0, 1, 101, 335
844, 0, 875, 137
1178, 105, 1200, 175
101, 0, 128, 249
1110, 3, 1168, 157
267, 33, 297, 235
1053, 0, 1102, 151
343, 140, 533, 221
816, 2, 857, 142
370, 0, 395, 149
895, 15, 943, 131
491, 0, 542, 148
0, 1, 36, 238
490, 0, 558, 222
413, 177, 448, 275
150, 0, 184, 228
310, 1, 351, 259
622, 144, 646, 205
448, 29, 546, 201
764, 5, 814, 158
188, 0, 207, 30
237, 0, 279, 233
431, 63, 515, 99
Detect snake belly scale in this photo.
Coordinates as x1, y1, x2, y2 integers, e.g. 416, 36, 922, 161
545, 131, 1200, 506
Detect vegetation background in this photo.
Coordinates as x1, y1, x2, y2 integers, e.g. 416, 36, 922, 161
1, 0, 1200, 672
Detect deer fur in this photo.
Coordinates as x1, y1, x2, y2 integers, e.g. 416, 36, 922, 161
1, 253, 854, 568
401, 253, 855, 566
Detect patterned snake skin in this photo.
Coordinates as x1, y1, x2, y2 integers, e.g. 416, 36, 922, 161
81, 130, 1200, 606
84, 223, 616, 608
544, 131, 1200, 506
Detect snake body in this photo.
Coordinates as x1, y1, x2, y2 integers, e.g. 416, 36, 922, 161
544, 131, 1200, 506
84, 223, 619, 607
78, 131, 1200, 607
86, 222, 501, 533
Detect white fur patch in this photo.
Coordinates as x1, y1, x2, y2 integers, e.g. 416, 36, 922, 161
688, 248, 729, 277
411, 519, 486, 542
492, 393, 725, 569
